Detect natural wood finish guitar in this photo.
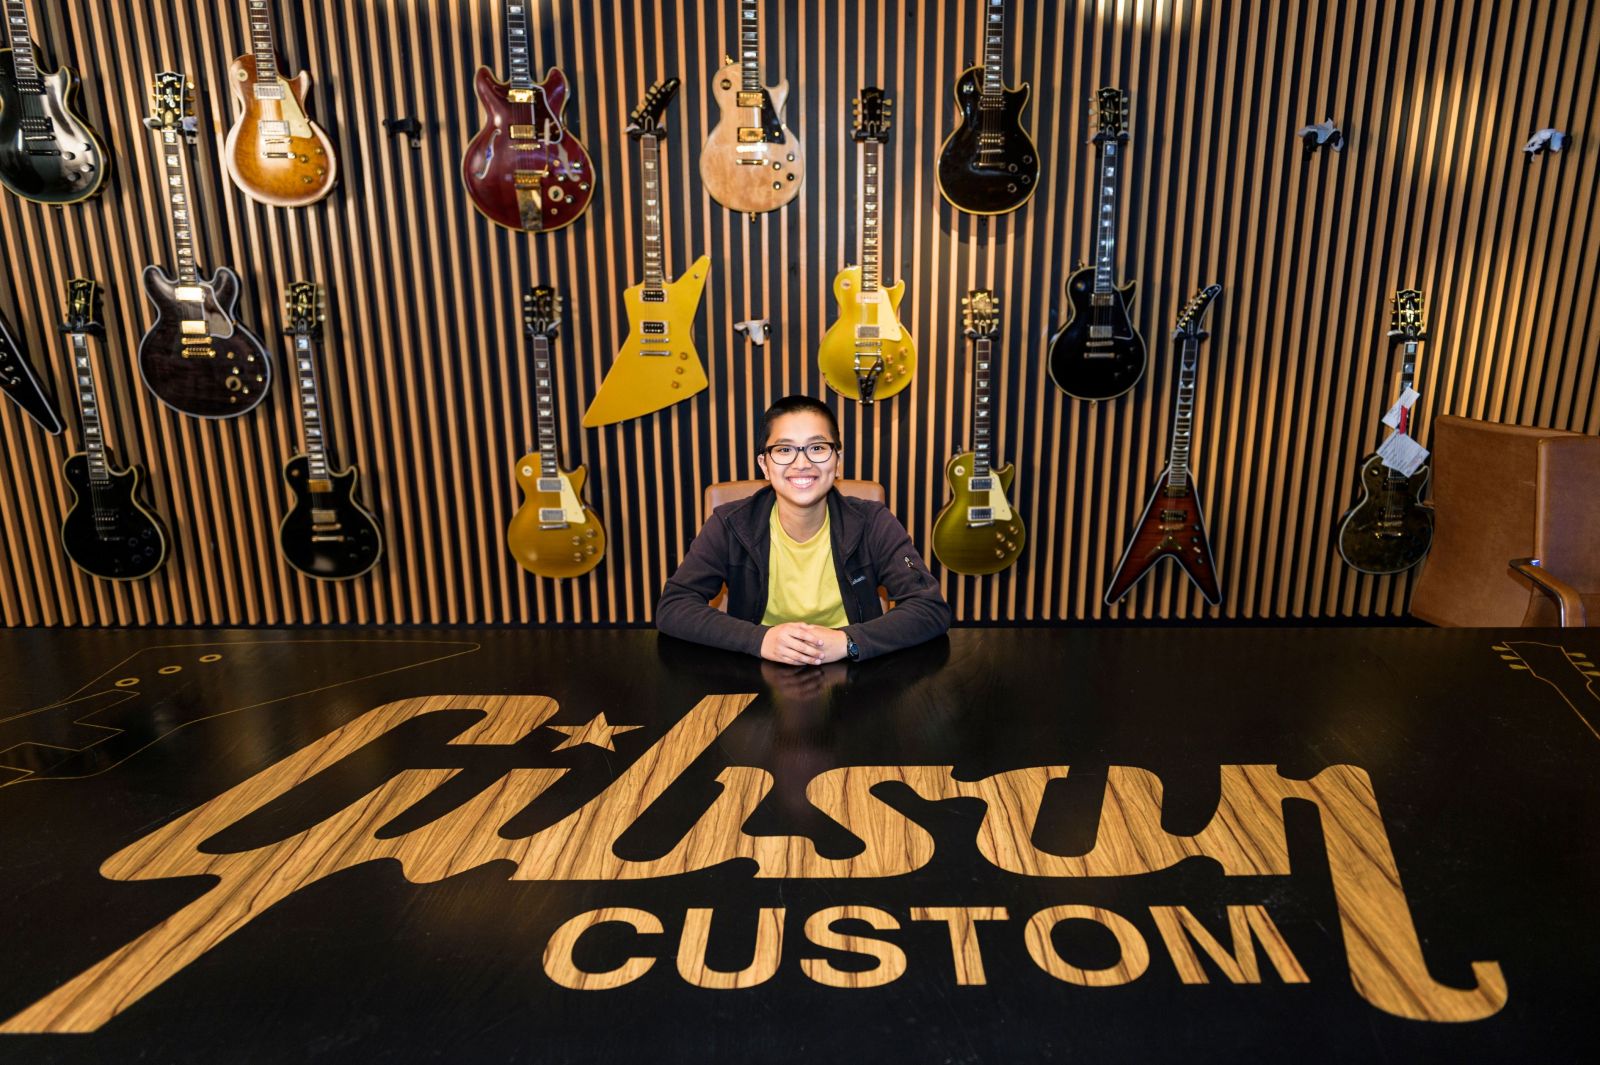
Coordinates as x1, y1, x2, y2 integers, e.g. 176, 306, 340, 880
699, 0, 803, 216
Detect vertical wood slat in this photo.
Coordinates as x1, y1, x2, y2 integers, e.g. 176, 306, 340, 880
1, 0, 1596, 628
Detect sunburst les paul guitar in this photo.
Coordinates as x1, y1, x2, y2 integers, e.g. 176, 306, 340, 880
819, 87, 914, 404
932, 289, 1025, 575
582, 78, 710, 428
1105, 284, 1224, 606
222, 0, 337, 207
508, 287, 605, 578
462, 2, 594, 232
699, 0, 803, 217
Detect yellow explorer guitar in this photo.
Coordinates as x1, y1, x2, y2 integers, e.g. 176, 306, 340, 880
508, 287, 605, 578
819, 87, 914, 404
582, 78, 710, 428
932, 290, 1025, 575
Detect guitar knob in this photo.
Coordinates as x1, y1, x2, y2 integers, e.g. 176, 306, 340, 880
584, 529, 596, 539
772, 182, 782, 190
572, 552, 583, 562
994, 549, 1004, 559
571, 535, 581, 545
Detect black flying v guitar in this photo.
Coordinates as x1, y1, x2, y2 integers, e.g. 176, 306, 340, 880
1336, 289, 1434, 575
0, 0, 108, 204
277, 282, 381, 580
0, 302, 63, 433
1105, 284, 1223, 606
1047, 87, 1146, 402
935, 0, 1038, 215
57, 278, 168, 581
137, 72, 272, 419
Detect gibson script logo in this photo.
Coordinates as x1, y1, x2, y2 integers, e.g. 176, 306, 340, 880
0, 693, 1506, 1032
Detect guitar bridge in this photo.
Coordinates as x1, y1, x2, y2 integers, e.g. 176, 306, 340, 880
514, 169, 546, 231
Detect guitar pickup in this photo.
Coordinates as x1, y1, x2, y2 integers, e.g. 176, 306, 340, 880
508, 88, 534, 103
538, 508, 568, 524
737, 91, 765, 108
536, 477, 564, 493
855, 325, 881, 340
180, 320, 209, 335
641, 291, 666, 303
1090, 293, 1115, 308
1160, 509, 1187, 521
737, 127, 766, 144
258, 121, 290, 136
174, 286, 206, 302
1088, 326, 1113, 339
310, 508, 339, 524
968, 476, 994, 493
966, 507, 994, 524
308, 481, 334, 494
509, 124, 537, 139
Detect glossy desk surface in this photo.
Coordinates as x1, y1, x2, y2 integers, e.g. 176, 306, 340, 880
0, 626, 1596, 1062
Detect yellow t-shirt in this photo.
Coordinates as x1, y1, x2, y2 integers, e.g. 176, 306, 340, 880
761, 506, 849, 627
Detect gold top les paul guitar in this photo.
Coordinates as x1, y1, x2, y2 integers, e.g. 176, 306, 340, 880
223, 0, 337, 207
699, 0, 803, 216
508, 286, 605, 579
818, 87, 914, 404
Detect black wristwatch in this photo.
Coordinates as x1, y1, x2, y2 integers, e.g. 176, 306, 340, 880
845, 634, 860, 662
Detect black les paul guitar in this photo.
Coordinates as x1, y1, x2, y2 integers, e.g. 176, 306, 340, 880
277, 282, 381, 580
935, 0, 1038, 216
137, 72, 272, 419
0, 0, 108, 204
57, 279, 168, 581
1046, 87, 1146, 402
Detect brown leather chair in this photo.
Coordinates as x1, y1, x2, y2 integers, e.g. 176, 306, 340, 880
1410, 416, 1600, 627
701, 479, 888, 612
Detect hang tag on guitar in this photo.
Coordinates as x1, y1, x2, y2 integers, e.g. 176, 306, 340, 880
1377, 430, 1429, 477
1381, 387, 1420, 429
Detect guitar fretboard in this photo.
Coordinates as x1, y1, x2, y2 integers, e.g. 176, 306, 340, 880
158, 127, 200, 283
1165, 336, 1199, 488
640, 133, 665, 292
1093, 134, 1122, 295
293, 332, 331, 479
1386, 338, 1419, 484
246, 0, 281, 95
980, 0, 1005, 106
532, 334, 560, 477
739, 0, 761, 93
860, 140, 881, 293
4, 0, 41, 93
505, 0, 532, 90
69, 333, 109, 486
972, 336, 992, 479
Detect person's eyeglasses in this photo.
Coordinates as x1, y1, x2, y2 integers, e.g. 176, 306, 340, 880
762, 442, 840, 465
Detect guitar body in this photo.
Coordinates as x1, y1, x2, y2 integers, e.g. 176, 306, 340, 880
1336, 453, 1433, 575
0, 306, 62, 433
462, 66, 596, 232
931, 453, 1026, 575
1105, 468, 1220, 605
935, 69, 1037, 215
1047, 268, 1147, 401
0, 53, 107, 204
277, 455, 382, 580
137, 264, 273, 418
699, 60, 804, 215
222, 55, 336, 207
818, 268, 916, 402
582, 257, 711, 427
59, 455, 167, 581
507, 459, 605, 578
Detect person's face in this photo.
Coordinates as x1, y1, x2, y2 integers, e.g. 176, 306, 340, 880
758, 410, 840, 510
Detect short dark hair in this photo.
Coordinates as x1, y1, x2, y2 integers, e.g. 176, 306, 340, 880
760, 395, 840, 448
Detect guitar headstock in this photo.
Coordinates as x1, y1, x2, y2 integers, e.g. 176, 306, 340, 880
524, 286, 562, 340
1389, 288, 1427, 343
146, 71, 197, 140
853, 87, 892, 143
1092, 86, 1130, 142
284, 282, 324, 340
628, 78, 681, 139
961, 289, 1000, 339
1172, 283, 1222, 340
61, 278, 104, 337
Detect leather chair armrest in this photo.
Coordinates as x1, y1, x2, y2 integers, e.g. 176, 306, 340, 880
1510, 558, 1589, 627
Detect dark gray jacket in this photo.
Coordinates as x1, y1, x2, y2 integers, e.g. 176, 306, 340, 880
656, 486, 951, 661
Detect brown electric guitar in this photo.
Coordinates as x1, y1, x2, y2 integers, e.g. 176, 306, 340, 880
507, 286, 606, 578
222, 0, 337, 207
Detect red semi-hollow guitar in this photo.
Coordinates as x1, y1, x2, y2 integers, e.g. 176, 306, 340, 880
461, 5, 594, 233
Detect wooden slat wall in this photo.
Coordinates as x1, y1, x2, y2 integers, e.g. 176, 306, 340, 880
1, 0, 1596, 627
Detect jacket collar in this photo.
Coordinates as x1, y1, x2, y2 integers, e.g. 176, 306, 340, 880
726, 485, 867, 560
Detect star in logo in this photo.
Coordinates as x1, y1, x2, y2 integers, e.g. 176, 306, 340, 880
546, 712, 644, 752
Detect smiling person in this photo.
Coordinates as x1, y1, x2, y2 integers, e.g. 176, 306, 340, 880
657, 396, 951, 664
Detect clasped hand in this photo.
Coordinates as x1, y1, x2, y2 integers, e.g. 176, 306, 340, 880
760, 622, 849, 666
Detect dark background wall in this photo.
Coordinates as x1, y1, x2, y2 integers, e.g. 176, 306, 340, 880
1, 0, 1596, 626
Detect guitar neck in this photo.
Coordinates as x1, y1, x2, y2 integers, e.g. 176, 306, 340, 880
1093, 134, 1123, 294
245, 0, 281, 88
980, 0, 1005, 106
640, 132, 665, 292
292, 331, 332, 477
532, 334, 561, 477
972, 336, 992, 478
157, 127, 201, 283
1165, 336, 1199, 488
504, 0, 532, 90
860, 139, 881, 293
738, 0, 761, 92
68, 332, 110, 484
4, 0, 41, 92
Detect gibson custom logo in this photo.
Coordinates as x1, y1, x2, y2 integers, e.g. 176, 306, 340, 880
0, 693, 1506, 1033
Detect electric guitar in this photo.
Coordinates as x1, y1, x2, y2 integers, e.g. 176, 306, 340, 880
935, 0, 1037, 215
508, 287, 605, 578
138, 72, 273, 418
1336, 289, 1434, 575
932, 289, 1025, 575
276, 282, 381, 580
222, 0, 337, 207
1046, 87, 1146, 402
819, 87, 915, 404
0, 0, 107, 204
699, 0, 803, 216
0, 303, 63, 433
56, 279, 168, 581
1105, 284, 1223, 606
462, 2, 594, 232
582, 79, 710, 428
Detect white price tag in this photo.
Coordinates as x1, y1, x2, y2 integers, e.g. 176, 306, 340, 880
1377, 430, 1430, 477
1381, 387, 1421, 429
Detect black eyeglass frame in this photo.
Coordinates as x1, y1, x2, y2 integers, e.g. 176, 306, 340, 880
758, 441, 842, 465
